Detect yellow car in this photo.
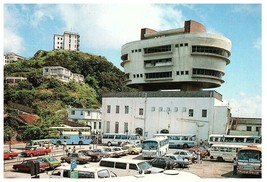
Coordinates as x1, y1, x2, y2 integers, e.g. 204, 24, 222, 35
127, 145, 142, 155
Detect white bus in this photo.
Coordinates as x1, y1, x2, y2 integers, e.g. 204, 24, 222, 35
208, 134, 261, 147
153, 134, 196, 149
142, 136, 169, 159
237, 145, 262, 176
101, 133, 141, 146
209, 144, 246, 162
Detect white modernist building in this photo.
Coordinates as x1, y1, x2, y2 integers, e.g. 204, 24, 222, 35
43, 66, 84, 83
102, 20, 232, 141
68, 107, 102, 133
102, 91, 231, 141
53, 31, 80, 51
121, 20, 231, 91
4, 52, 25, 64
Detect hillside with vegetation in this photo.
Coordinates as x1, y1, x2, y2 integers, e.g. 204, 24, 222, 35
4, 50, 134, 142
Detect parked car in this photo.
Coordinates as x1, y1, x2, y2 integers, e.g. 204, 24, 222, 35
20, 147, 52, 157
122, 145, 142, 155
148, 157, 178, 169
102, 147, 116, 157
99, 158, 164, 176
79, 149, 108, 162
13, 159, 49, 173
174, 149, 196, 162
4, 151, 18, 160
165, 154, 190, 168
61, 152, 91, 164
112, 147, 127, 157
39, 157, 61, 169
49, 164, 117, 179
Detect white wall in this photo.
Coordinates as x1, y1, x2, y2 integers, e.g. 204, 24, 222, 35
102, 93, 229, 141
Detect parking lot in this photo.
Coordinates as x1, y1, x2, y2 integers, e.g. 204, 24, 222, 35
3, 143, 261, 179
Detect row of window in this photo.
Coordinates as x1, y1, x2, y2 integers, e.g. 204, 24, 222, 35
192, 45, 230, 58
192, 68, 224, 79
107, 105, 208, 118
130, 68, 223, 80
105, 121, 129, 133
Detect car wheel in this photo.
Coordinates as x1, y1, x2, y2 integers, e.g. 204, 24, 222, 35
30, 154, 34, 157
183, 144, 189, 148
15, 168, 19, 172
8, 156, 12, 160
131, 151, 135, 155
107, 142, 112, 147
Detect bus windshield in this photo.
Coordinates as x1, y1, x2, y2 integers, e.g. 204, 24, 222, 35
142, 141, 158, 150
238, 150, 261, 162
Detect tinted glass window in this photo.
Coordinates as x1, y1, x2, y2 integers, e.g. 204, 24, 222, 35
129, 164, 138, 170
115, 162, 127, 169
100, 161, 114, 168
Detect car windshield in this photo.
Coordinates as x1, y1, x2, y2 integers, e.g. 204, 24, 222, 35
137, 161, 152, 170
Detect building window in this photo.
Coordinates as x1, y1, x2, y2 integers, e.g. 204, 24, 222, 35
115, 122, 119, 133
176, 71, 179, 75
139, 108, 144, 115
246, 126, 252, 131
106, 121, 110, 133
181, 71, 184, 75
125, 106, 129, 114
174, 107, 178, 112
256, 127, 261, 132
151, 107, 155, 112
189, 109, 194, 117
202, 109, 207, 117
107, 105, 111, 113
116, 105, 120, 114
143, 45, 171, 54
99, 122, 102, 130
124, 122, 128, 133
185, 71, 189, 75
87, 111, 90, 116
159, 107, 163, 112
94, 122, 97, 129
71, 110, 75, 115
80, 111, 83, 115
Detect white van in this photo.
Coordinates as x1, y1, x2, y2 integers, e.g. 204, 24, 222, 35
49, 164, 117, 179
99, 158, 163, 176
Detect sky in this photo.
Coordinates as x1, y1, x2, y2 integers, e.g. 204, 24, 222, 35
2, 2, 264, 118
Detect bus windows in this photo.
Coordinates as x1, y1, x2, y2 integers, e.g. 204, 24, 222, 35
115, 135, 122, 139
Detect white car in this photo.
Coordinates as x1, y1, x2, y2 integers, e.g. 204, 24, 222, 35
173, 149, 195, 162
49, 164, 117, 179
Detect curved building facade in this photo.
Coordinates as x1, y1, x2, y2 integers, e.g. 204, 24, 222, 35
121, 20, 231, 91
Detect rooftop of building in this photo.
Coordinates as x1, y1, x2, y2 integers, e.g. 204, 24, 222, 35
103, 90, 223, 101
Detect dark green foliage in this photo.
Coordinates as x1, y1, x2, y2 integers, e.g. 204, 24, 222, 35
4, 50, 135, 141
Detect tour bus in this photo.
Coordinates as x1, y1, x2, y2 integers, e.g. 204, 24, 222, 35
25, 139, 52, 149
153, 133, 196, 148
49, 127, 92, 145
208, 134, 261, 147
142, 136, 169, 159
237, 145, 262, 176
209, 144, 246, 162
101, 133, 141, 146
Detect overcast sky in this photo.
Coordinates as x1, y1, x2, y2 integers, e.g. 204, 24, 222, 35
3, 2, 265, 118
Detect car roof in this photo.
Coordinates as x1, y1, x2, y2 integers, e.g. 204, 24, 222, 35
100, 158, 147, 164
55, 164, 109, 172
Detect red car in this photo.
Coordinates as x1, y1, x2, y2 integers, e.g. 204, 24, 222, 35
4, 151, 18, 160
21, 147, 52, 157
13, 159, 49, 173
